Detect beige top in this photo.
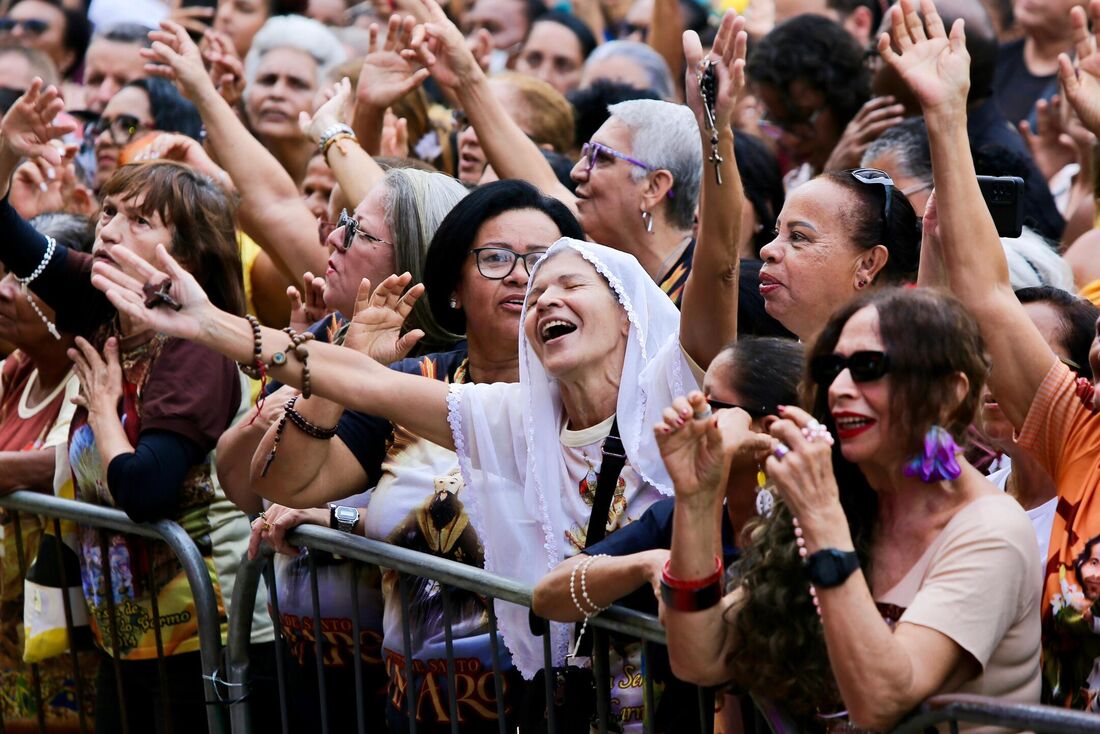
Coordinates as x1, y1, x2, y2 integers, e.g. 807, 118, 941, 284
875, 493, 1042, 733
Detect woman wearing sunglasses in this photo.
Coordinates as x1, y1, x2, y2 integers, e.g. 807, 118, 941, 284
661, 287, 1040, 731
91, 76, 203, 191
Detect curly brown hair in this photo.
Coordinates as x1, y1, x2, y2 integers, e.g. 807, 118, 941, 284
723, 288, 991, 727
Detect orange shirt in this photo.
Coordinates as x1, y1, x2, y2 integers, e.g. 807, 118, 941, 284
1018, 360, 1100, 708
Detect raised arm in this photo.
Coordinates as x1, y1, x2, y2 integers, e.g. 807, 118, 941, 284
352, 14, 433, 154
0, 79, 72, 201
678, 13, 746, 369
410, 0, 578, 211
300, 78, 387, 211
92, 245, 456, 449
882, 0, 1056, 429
143, 21, 325, 287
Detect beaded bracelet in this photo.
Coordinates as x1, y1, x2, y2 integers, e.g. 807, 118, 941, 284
278, 326, 315, 399
568, 554, 609, 659
284, 400, 338, 439
260, 395, 295, 477
238, 314, 266, 380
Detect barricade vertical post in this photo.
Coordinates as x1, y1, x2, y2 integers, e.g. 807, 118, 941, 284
439, 584, 460, 734
348, 563, 366, 734
144, 557, 173, 734
306, 551, 330, 734
591, 627, 610, 734
398, 572, 419, 734
541, 623, 556, 734
11, 512, 45, 734
260, 561, 290, 734
485, 598, 507, 734
97, 528, 129, 734
51, 517, 88, 734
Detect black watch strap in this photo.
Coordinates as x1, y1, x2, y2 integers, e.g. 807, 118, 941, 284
805, 548, 860, 589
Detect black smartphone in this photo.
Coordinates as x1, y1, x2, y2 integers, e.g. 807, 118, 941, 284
977, 175, 1025, 239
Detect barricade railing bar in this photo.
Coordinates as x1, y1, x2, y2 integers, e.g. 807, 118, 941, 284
0, 490, 227, 734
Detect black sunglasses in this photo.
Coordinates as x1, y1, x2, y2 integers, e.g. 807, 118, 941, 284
706, 397, 771, 420
810, 351, 890, 387
0, 17, 49, 35
849, 168, 895, 232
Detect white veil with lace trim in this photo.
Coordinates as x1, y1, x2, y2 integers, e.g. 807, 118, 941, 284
446, 238, 698, 678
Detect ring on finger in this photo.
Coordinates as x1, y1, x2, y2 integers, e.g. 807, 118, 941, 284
693, 405, 712, 420
773, 442, 790, 460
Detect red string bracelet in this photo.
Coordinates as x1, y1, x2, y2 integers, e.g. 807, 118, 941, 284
661, 555, 723, 590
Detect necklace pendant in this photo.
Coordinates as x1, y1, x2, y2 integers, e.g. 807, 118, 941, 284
755, 485, 776, 517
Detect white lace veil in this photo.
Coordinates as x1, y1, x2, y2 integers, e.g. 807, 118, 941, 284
447, 238, 697, 678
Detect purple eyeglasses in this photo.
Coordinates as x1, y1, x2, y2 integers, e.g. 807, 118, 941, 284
580, 141, 675, 198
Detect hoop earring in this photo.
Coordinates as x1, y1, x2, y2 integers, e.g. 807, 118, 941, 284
641, 209, 654, 234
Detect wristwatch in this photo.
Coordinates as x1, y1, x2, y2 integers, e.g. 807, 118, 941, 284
329, 505, 360, 533
805, 548, 860, 588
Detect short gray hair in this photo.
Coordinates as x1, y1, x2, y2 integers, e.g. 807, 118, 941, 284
95, 22, 153, 47
1002, 228, 1076, 291
382, 168, 469, 349
862, 117, 932, 186
584, 41, 675, 100
244, 16, 346, 96
608, 99, 702, 230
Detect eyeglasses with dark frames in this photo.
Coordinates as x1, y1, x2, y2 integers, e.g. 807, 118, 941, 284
335, 208, 393, 251
91, 114, 153, 145
810, 350, 891, 387
580, 141, 675, 198
706, 397, 771, 420
849, 168, 896, 233
470, 247, 547, 280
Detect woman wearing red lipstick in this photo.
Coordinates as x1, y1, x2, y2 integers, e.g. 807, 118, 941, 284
660, 287, 1041, 732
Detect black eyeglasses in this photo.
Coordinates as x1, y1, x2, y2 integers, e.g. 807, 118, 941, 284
470, 247, 546, 280
91, 114, 153, 145
335, 208, 393, 251
706, 397, 771, 420
849, 168, 895, 232
810, 351, 891, 387
0, 17, 49, 35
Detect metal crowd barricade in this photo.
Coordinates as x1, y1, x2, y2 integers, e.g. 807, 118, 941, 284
224, 523, 1100, 734
224, 523, 689, 734
0, 490, 228, 734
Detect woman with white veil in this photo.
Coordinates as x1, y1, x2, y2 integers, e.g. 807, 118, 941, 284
89, 7, 748, 700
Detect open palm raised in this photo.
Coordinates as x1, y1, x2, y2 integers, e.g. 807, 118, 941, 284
0, 79, 74, 165
878, 0, 970, 117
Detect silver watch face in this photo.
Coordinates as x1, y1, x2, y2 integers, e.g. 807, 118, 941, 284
334, 506, 358, 524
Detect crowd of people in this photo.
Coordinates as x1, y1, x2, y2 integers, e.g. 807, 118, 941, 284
1, 0, 1100, 730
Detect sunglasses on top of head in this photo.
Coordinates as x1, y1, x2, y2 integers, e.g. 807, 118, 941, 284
810, 351, 890, 387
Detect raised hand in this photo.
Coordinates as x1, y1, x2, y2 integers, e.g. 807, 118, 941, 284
130, 132, 233, 189
1059, 0, 1100, 138
878, 0, 970, 117
300, 78, 353, 146
683, 10, 748, 131
824, 96, 908, 171
655, 392, 732, 505
69, 336, 125, 417
380, 110, 410, 158
406, 0, 485, 90
763, 405, 842, 528
356, 14, 431, 111
344, 273, 425, 364
9, 141, 87, 218
90, 243, 215, 342
200, 29, 246, 106
167, 0, 215, 36
1019, 95, 1085, 181
0, 79, 74, 166
143, 20, 218, 102
287, 272, 328, 333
